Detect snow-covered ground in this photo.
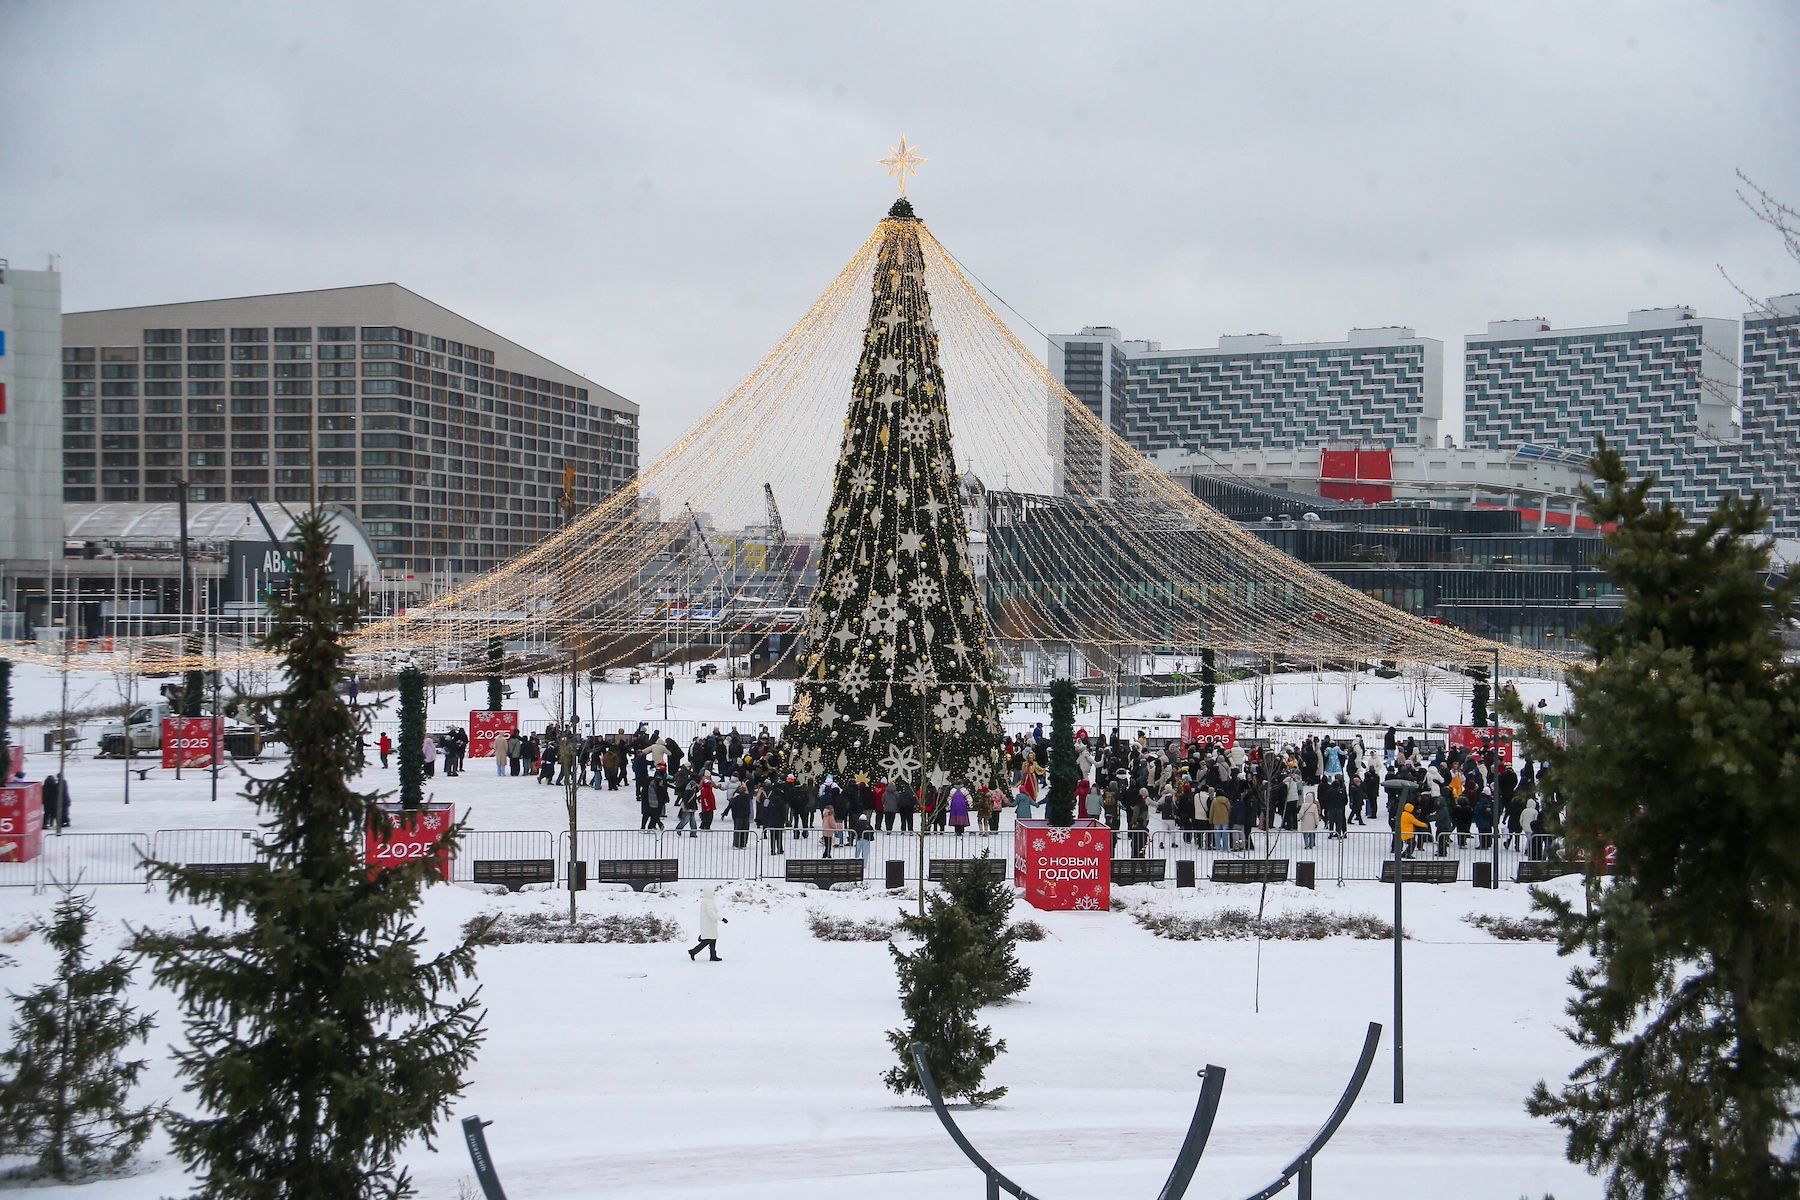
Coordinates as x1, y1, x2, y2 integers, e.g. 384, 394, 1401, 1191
0, 659, 1597, 1198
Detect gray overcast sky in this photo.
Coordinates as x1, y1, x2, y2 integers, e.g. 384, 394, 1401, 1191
3, 0, 1797, 457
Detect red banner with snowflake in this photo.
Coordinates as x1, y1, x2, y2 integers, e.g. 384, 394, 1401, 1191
365, 802, 454, 882
1180, 715, 1237, 750
468, 709, 518, 758
1013, 818, 1112, 911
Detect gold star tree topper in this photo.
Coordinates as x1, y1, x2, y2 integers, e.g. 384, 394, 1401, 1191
879, 135, 927, 195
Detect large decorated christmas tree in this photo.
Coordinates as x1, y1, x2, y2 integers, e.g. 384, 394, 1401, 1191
785, 198, 1005, 790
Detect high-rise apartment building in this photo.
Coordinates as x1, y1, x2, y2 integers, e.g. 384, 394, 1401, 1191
0, 262, 63, 575
1734, 295, 1800, 540
62, 284, 638, 575
1049, 324, 1443, 495
1463, 304, 1798, 539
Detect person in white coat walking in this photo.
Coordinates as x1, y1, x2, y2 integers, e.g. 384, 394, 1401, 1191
688, 889, 726, 962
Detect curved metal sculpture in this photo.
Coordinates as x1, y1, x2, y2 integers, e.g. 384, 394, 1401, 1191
908, 1044, 1225, 1200
459, 1023, 1384, 1198
908, 1021, 1382, 1200
1238, 1021, 1383, 1200
461, 1115, 509, 1200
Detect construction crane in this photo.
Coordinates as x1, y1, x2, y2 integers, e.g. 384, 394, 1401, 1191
762, 483, 786, 544
685, 502, 729, 609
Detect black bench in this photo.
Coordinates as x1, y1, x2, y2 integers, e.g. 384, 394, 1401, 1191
927, 858, 1007, 884
595, 858, 679, 892
1515, 860, 1586, 884
183, 862, 267, 879
472, 859, 556, 892
785, 858, 865, 888
1380, 859, 1460, 884
1110, 858, 1168, 886
1210, 858, 1291, 884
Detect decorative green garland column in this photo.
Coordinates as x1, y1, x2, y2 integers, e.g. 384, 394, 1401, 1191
1046, 678, 1078, 826
398, 667, 425, 810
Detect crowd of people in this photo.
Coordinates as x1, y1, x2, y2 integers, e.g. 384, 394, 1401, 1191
406, 718, 1558, 861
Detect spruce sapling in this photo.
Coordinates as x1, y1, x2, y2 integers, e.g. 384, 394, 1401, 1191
940, 852, 1030, 1007
884, 894, 1006, 1107
0, 888, 156, 1180
136, 508, 484, 1200
1506, 443, 1800, 1200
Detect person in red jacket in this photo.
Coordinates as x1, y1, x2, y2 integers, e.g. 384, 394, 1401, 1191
698, 775, 718, 831
378, 732, 392, 769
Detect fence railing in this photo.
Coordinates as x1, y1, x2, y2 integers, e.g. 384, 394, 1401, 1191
452, 831, 557, 883
32, 833, 155, 890
0, 823, 1566, 893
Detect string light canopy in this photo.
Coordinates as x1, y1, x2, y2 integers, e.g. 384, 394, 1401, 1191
17, 167, 1571, 683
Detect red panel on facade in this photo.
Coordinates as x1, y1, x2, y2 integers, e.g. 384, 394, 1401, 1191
1319, 448, 1393, 503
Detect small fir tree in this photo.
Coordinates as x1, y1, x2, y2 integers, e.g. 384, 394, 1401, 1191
1505, 445, 1800, 1200
136, 509, 484, 1200
1045, 679, 1078, 826
398, 666, 426, 810
0, 889, 157, 1180
1200, 649, 1216, 718
884, 895, 1006, 1107
940, 852, 1031, 1007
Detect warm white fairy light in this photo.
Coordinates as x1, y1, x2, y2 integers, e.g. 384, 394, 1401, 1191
19, 211, 1568, 683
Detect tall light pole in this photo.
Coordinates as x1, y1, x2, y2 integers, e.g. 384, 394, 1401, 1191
1490, 645, 1502, 888
175, 478, 191, 781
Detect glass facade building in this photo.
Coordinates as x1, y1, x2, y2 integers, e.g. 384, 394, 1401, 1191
61, 284, 638, 576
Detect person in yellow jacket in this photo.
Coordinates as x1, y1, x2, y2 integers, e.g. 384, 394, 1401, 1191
1399, 801, 1427, 858
1208, 789, 1232, 851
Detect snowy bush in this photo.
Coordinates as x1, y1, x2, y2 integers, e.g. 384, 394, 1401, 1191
471, 911, 682, 945
1463, 912, 1557, 942
806, 910, 899, 941
1009, 920, 1047, 942
1293, 708, 1321, 723
1134, 908, 1396, 941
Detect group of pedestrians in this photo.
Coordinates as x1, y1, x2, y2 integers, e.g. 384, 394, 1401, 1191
365, 709, 1558, 865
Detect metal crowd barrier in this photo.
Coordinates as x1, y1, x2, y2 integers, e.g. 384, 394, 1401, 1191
0, 823, 1566, 894
34, 833, 156, 890
451, 831, 558, 883
151, 827, 262, 867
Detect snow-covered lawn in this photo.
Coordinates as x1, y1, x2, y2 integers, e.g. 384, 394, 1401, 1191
0, 660, 1598, 1198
